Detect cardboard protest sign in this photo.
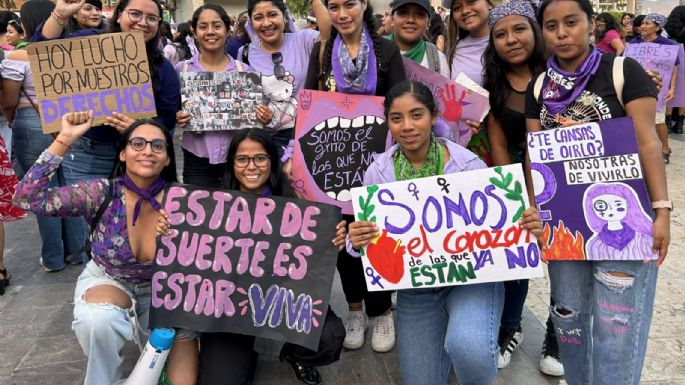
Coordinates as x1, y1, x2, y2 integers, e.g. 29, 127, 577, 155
28, 32, 156, 133
149, 184, 341, 350
180, 71, 262, 131
667, 44, 685, 108
527, 117, 657, 261
624, 42, 681, 112
350, 165, 543, 291
0, 0, 25, 11
402, 57, 490, 147
291, 90, 392, 214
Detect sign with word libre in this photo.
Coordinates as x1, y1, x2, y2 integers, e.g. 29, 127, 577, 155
351, 165, 543, 291
149, 184, 341, 350
291, 90, 392, 214
624, 42, 684, 111
527, 117, 657, 261
180, 71, 263, 131
28, 32, 156, 133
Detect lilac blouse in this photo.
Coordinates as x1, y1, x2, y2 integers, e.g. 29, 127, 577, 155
13, 151, 153, 283
175, 55, 253, 164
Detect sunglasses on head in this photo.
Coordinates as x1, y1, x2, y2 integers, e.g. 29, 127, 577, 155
8, 20, 23, 33
272, 52, 285, 80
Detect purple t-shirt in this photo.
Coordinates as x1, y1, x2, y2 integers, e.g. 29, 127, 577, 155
449, 34, 489, 85
175, 55, 253, 164
237, 29, 319, 131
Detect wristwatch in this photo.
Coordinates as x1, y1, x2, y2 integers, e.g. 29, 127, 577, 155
651, 200, 673, 210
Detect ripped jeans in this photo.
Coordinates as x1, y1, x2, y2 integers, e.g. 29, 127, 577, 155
548, 260, 658, 385
72, 261, 151, 385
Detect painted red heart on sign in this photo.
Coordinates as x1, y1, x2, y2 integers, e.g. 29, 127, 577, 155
366, 230, 405, 284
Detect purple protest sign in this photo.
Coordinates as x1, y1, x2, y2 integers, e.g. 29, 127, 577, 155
624, 42, 680, 112
291, 90, 392, 214
402, 57, 490, 146
667, 44, 685, 108
527, 117, 657, 261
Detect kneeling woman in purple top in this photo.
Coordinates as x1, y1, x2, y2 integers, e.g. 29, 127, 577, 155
348, 81, 543, 385
13, 113, 197, 385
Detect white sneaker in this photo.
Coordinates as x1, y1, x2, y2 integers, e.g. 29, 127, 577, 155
343, 311, 368, 350
371, 313, 395, 353
497, 327, 523, 369
540, 330, 564, 376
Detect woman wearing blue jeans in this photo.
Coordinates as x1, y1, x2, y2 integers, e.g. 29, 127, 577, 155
349, 81, 544, 385
1, 0, 85, 271
525, 0, 670, 383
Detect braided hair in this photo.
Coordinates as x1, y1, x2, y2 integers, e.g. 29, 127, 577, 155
319, 0, 382, 93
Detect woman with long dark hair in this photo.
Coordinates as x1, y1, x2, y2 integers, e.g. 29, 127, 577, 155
620, 12, 634, 40
156, 128, 347, 385
429, 11, 446, 52
595, 12, 625, 55
174, 4, 269, 188
237, 0, 330, 149
163, 22, 192, 66
64, 0, 106, 33
13, 113, 198, 385
349, 80, 543, 385
37, 0, 180, 161
526, 0, 669, 383
33, 0, 180, 268
304, 0, 405, 355
482, 1, 565, 376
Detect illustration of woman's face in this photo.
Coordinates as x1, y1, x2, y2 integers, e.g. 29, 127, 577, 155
592, 194, 627, 221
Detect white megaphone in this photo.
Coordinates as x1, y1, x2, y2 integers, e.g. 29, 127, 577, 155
115, 328, 176, 385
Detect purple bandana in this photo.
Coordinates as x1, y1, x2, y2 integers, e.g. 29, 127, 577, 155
644, 13, 666, 27
332, 27, 377, 94
598, 223, 636, 250
541, 47, 602, 116
488, 0, 536, 30
123, 174, 167, 226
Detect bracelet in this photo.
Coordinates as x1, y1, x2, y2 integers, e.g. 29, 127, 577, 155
51, 11, 67, 26
54, 138, 70, 149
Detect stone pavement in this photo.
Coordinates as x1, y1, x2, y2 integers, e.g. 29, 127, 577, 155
0, 133, 683, 385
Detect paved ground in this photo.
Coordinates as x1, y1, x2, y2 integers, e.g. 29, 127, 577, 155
0, 133, 683, 385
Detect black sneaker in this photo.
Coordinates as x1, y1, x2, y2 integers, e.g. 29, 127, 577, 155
497, 326, 523, 368
540, 328, 564, 376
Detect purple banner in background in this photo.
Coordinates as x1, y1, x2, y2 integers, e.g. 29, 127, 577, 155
624, 42, 681, 111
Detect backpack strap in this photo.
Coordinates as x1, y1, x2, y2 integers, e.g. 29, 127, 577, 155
241, 43, 250, 65
182, 60, 189, 73
533, 72, 546, 102
66, 180, 114, 260
425, 42, 441, 73
235, 58, 244, 72
612, 56, 625, 108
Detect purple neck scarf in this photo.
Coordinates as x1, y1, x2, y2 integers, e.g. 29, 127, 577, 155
332, 27, 377, 95
598, 223, 636, 250
123, 174, 167, 226
541, 47, 602, 116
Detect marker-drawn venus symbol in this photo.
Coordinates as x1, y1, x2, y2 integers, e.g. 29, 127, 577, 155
340, 96, 353, 109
